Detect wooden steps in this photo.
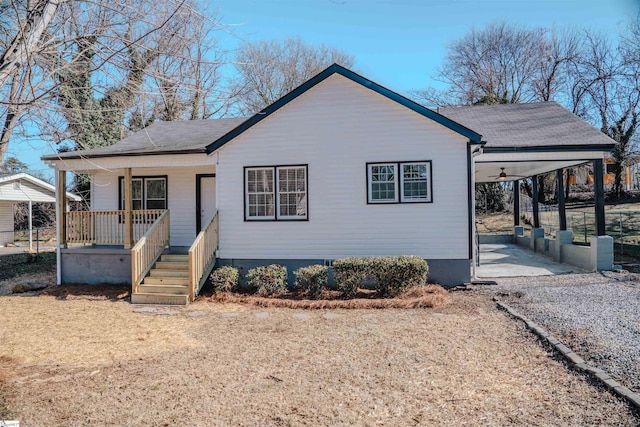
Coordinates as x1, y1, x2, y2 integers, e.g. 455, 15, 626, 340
132, 254, 190, 305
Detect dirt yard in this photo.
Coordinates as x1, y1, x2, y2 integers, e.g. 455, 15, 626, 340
0, 285, 637, 426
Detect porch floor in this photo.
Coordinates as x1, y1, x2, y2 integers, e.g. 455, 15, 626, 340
475, 243, 576, 278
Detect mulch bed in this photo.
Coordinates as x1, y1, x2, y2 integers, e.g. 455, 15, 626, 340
201, 284, 449, 309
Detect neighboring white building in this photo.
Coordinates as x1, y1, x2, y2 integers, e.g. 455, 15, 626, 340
0, 173, 80, 248
42, 64, 615, 304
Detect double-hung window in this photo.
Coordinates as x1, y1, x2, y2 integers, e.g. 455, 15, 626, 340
245, 165, 308, 220
367, 161, 431, 204
119, 176, 167, 210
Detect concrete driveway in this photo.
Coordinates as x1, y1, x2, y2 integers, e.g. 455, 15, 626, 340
476, 243, 576, 278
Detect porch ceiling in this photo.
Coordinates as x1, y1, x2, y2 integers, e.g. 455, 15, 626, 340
474, 158, 591, 183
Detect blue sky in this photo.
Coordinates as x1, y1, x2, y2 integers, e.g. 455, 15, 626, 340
13, 0, 638, 177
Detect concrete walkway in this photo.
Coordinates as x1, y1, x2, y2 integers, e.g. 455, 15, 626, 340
475, 243, 576, 278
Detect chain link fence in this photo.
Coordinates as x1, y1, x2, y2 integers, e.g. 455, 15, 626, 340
0, 227, 56, 254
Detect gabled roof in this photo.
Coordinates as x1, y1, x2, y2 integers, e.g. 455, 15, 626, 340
0, 173, 81, 201
205, 63, 483, 153
439, 102, 616, 153
42, 118, 246, 160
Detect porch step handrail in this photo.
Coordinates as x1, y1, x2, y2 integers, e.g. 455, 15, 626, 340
188, 211, 219, 302
66, 210, 165, 245
131, 210, 171, 294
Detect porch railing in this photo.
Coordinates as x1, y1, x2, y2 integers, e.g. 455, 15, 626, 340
188, 211, 219, 302
66, 210, 165, 245
131, 210, 170, 293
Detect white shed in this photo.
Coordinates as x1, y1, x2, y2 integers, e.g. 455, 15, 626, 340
0, 173, 80, 249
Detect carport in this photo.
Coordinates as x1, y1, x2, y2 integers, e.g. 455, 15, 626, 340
439, 102, 616, 276
0, 173, 80, 251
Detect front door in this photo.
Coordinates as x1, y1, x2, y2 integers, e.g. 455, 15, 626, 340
196, 175, 216, 233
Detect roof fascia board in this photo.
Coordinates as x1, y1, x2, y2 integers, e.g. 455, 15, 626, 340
482, 144, 615, 154
41, 148, 206, 161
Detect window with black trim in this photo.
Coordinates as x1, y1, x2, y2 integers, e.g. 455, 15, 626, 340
367, 161, 432, 204
119, 176, 167, 210
245, 165, 307, 220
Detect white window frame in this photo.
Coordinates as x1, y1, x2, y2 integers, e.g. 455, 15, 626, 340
367, 161, 432, 204
245, 167, 276, 220
119, 176, 167, 210
244, 165, 308, 221
367, 163, 398, 203
400, 162, 431, 203
276, 166, 308, 220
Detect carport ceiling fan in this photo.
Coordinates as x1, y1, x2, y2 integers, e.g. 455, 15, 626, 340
488, 168, 526, 181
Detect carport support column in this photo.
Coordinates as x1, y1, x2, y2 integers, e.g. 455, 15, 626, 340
513, 179, 520, 226
124, 168, 133, 249
531, 175, 540, 228
591, 158, 613, 271
56, 169, 67, 249
28, 200, 33, 252
594, 159, 606, 236
557, 169, 567, 231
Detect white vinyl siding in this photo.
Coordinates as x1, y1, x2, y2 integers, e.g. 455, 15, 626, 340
0, 202, 14, 246
91, 165, 215, 246
0, 179, 57, 203
217, 74, 470, 260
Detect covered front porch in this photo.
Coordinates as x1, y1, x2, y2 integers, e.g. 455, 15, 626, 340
53, 164, 219, 305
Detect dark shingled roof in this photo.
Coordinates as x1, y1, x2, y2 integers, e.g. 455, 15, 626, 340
42, 117, 247, 160
439, 101, 616, 152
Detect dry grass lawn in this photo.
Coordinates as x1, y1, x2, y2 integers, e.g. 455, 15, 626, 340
0, 286, 637, 426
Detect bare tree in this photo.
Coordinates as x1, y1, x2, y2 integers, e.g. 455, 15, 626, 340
232, 37, 354, 115
0, 0, 67, 89
572, 30, 640, 197
428, 22, 548, 106
0, 0, 230, 164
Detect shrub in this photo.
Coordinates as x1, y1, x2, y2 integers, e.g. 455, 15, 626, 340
294, 265, 328, 298
333, 257, 370, 297
370, 256, 429, 297
210, 266, 239, 293
246, 264, 288, 297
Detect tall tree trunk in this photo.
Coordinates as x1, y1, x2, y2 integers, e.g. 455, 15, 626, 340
0, 0, 67, 89
0, 71, 23, 162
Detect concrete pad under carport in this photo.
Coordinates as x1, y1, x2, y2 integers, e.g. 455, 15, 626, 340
476, 243, 576, 278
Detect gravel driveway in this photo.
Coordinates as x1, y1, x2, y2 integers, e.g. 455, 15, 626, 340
489, 271, 640, 393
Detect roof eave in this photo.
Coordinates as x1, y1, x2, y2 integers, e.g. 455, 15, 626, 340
482, 144, 616, 154
41, 148, 207, 161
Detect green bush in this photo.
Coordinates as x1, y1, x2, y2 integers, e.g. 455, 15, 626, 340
246, 264, 288, 297
333, 257, 370, 297
333, 256, 429, 298
369, 256, 429, 297
294, 265, 328, 298
209, 266, 239, 293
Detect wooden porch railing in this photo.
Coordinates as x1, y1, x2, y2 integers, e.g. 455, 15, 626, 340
131, 210, 170, 294
188, 211, 219, 302
66, 210, 165, 245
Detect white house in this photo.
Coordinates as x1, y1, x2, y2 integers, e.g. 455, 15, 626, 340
42, 64, 615, 304
0, 173, 80, 249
